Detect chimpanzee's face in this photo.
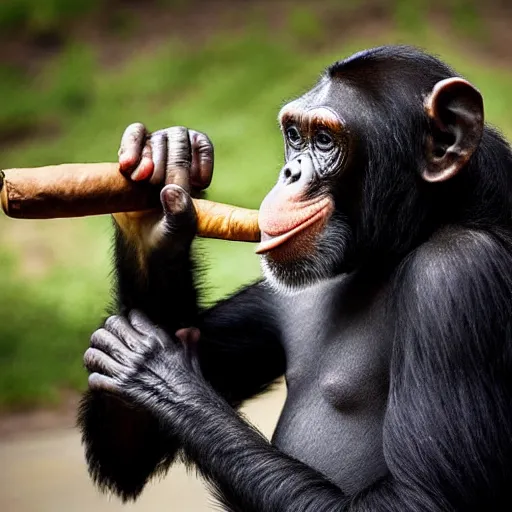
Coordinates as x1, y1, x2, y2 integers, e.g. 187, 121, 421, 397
257, 78, 355, 291
257, 50, 484, 292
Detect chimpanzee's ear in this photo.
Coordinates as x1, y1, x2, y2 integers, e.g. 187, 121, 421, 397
423, 77, 484, 182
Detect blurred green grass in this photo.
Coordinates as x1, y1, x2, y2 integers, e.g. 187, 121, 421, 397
1, 12, 512, 407
0, 0, 98, 33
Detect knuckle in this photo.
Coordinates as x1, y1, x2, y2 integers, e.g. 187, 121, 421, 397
141, 143, 153, 157
114, 350, 129, 366
90, 328, 106, 346
131, 309, 150, 328
88, 373, 114, 392
83, 348, 96, 368
198, 133, 213, 149
104, 315, 121, 331
155, 327, 170, 344
127, 122, 145, 133
124, 337, 142, 355
166, 126, 190, 147
88, 373, 101, 388
168, 125, 187, 134
124, 124, 146, 148
141, 334, 159, 353
151, 130, 168, 144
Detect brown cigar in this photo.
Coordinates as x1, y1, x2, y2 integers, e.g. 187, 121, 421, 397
0, 163, 260, 242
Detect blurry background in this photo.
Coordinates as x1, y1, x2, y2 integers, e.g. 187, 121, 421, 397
0, 0, 511, 510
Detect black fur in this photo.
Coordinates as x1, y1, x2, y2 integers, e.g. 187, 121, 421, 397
79, 45, 512, 511
79, 225, 284, 501
78, 225, 198, 500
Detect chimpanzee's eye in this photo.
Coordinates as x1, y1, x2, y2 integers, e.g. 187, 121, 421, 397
315, 131, 334, 151
286, 126, 302, 147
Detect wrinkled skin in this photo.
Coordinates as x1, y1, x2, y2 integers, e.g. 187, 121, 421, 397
85, 311, 201, 414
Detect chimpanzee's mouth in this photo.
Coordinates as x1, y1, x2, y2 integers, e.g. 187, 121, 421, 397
256, 198, 333, 254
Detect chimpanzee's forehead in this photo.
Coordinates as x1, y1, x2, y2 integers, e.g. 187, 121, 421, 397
280, 78, 332, 113
278, 77, 361, 130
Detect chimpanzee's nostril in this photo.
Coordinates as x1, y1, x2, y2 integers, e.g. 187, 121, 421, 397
283, 162, 302, 185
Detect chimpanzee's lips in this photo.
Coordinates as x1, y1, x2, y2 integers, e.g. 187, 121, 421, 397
256, 197, 333, 254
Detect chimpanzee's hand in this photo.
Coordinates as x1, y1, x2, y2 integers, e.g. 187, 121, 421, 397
113, 124, 214, 252
118, 123, 214, 190
84, 311, 203, 424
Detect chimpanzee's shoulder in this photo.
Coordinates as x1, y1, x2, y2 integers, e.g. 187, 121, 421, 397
416, 226, 508, 261
398, 226, 512, 293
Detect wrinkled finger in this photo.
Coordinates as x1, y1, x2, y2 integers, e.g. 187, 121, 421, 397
91, 328, 143, 365
118, 122, 147, 174
88, 373, 122, 395
104, 315, 147, 354
165, 126, 192, 192
149, 130, 168, 185
84, 347, 126, 378
130, 141, 154, 181
128, 310, 156, 337
189, 130, 214, 190
128, 311, 169, 349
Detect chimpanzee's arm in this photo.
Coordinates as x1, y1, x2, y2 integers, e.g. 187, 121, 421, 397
84, 228, 512, 510
114, 220, 285, 402
79, 222, 284, 501
112, 219, 284, 400
369, 229, 512, 511
194, 230, 511, 512
79, 122, 285, 500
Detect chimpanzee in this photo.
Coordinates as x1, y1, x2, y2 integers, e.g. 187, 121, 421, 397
79, 45, 512, 512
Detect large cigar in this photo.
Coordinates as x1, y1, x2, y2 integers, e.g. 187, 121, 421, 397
0, 163, 260, 242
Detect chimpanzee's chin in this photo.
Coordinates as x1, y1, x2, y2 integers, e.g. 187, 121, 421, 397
260, 252, 337, 292
260, 217, 352, 292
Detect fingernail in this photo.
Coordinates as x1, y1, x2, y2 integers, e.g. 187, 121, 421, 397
161, 185, 188, 214
131, 159, 153, 181
119, 154, 135, 173
130, 168, 142, 181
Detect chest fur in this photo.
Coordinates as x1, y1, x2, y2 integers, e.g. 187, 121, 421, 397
277, 275, 393, 411
272, 275, 393, 491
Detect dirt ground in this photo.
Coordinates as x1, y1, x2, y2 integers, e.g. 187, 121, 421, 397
0, 384, 286, 512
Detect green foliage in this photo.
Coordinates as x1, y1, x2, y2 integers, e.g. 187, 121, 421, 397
0, 30, 312, 407
286, 6, 324, 44
0, 229, 110, 407
326, 0, 362, 11
43, 45, 96, 113
0, 65, 42, 137
1, 11, 512, 407
447, 0, 486, 40
393, 0, 428, 36
0, 0, 100, 33
0, 45, 95, 145
392, 0, 486, 41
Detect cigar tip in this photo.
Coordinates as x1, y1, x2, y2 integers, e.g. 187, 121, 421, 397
0, 170, 7, 216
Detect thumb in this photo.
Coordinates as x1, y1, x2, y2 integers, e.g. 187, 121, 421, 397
175, 327, 201, 345
159, 184, 197, 237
